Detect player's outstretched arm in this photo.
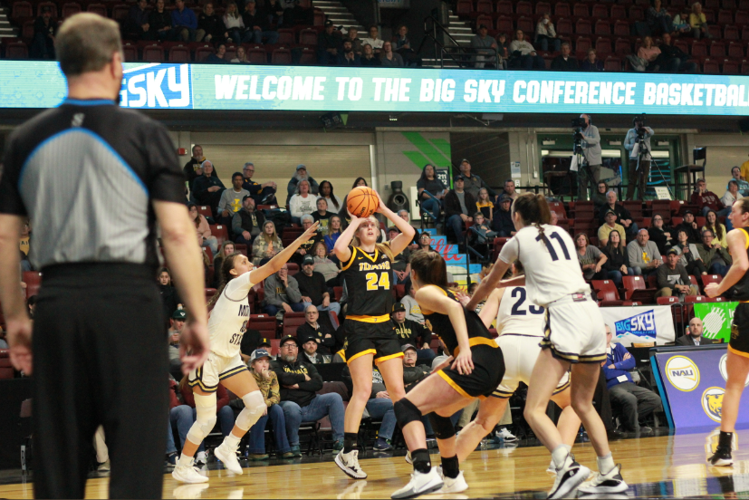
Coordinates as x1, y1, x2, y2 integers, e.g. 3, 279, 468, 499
333, 215, 363, 263
252, 222, 320, 284
466, 257, 512, 312
416, 286, 474, 375
706, 228, 749, 297
154, 200, 210, 374
374, 192, 416, 256
478, 288, 505, 329
0, 214, 32, 374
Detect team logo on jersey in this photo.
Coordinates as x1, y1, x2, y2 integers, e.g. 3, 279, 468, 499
238, 304, 250, 317
614, 310, 657, 340
665, 355, 700, 392
702, 387, 726, 423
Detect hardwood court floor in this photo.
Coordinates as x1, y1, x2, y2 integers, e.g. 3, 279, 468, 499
2, 430, 748, 499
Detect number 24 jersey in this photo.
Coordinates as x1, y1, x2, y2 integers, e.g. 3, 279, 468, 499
340, 245, 393, 318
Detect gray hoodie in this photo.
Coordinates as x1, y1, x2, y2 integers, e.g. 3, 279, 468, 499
264, 273, 303, 307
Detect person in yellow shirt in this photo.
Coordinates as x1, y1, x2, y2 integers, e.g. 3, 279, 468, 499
740, 155, 749, 181
689, 2, 712, 39
598, 210, 627, 247
19, 219, 30, 256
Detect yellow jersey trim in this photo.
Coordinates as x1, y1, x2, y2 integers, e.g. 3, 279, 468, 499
346, 348, 377, 364
375, 352, 405, 365
437, 370, 472, 399
728, 344, 749, 359
452, 337, 499, 357
340, 247, 358, 272
347, 314, 391, 324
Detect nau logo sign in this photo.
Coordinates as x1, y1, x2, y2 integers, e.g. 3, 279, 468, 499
614, 310, 657, 340
702, 387, 726, 422
719, 353, 749, 387
665, 355, 700, 392
120, 63, 192, 109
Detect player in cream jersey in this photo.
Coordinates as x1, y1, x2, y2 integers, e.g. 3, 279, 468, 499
478, 262, 581, 476
468, 193, 626, 499
173, 222, 320, 484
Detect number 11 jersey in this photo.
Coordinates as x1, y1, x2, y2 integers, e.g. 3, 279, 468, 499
498, 224, 589, 307
340, 244, 393, 319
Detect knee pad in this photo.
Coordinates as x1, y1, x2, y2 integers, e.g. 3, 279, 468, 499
235, 390, 266, 432
394, 398, 422, 429
186, 392, 217, 444
428, 412, 456, 440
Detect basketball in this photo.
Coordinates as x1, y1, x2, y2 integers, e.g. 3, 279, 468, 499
347, 186, 379, 218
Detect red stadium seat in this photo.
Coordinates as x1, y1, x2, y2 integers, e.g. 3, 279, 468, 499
575, 18, 592, 36
11, 1, 33, 21
298, 28, 318, 46
142, 44, 164, 62
596, 37, 613, 56
622, 275, 656, 303
313, 8, 324, 26
614, 20, 631, 37
615, 38, 632, 55
735, 11, 749, 24
573, 3, 589, 17
556, 17, 573, 35
169, 45, 191, 62
703, 58, 720, 74
516, 16, 534, 33
86, 3, 107, 16
554, 2, 571, 17
271, 48, 292, 64
724, 59, 740, 74
709, 41, 726, 58
495, 15, 513, 33
112, 3, 129, 21
277, 28, 295, 45
456, 0, 472, 16
496, 0, 513, 15
516, 1, 533, 15
210, 224, 229, 246
611, 4, 627, 19
604, 55, 622, 71
729, 41, 745, 58
248, 47, 267, 64
476, 0, 493, 13
299, 47, 317, 64
630, 6, 644, 20
122, 41, 138, 61
575, 36, 592, 54
62, 2, 82, 18
5, 41, 28, 59
718, 9, 734, 23
594, 21, 611, 36
535, 2, 551, 15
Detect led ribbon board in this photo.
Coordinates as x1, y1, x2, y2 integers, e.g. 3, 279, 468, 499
2, 61, 749, 115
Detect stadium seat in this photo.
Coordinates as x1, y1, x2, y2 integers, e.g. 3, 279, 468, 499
743, 27, 749, 41
169, 45, 191, 62
630, 5, 644, 20
122, 41, 138, 61
516, 16, 534, 33
62, 2, 82, 18
718, 9, 734, 23
11, 1, 33, 21
271, 48, 292, 65
5, 41, 28, 60
685, 295, 708, 303
496, 15, 513, 33
493, 0, 510, 15
573, 3, 589, 17
575, 18, 592, 36
476, 0, 493, 13
604, 55, 622, 71
599, 290, 624, 307
210, 224, 229, 246
575, 36, 592, 54
622, 275, 656, 303
735, 11, 749, 24
195, 44, 214, 62
700, 274, 722, 292
691, 40, 708, 61
673, 38, 689, 55
614, 20, 631, 37
112, 4, 129, 21
287, 262, 299, 276
298, 47, 317, 64
142, 44, 164, 62
313, 9, 324, 26
556, 18, 573, 35
516, 1, 533, 15
729, 41, 745, 58
22, 271, 42, 298
298, 28, 318, 46
596, 37, 613, 56
615, 38, 632, 55
277, 28, 295, 45
703, 58, 720, 74
592, 4, 609, 18
723, 59, 740, 74
656, 296, 679, 305
723, 0, 737, 7
248, 47, 267, 64
554, 2, 571, 17
594, 21, 611, 36
455, 0, 472, 16
86, 3, 107, 17
535, 2, 551, 15
611, 4, 627, 19
709, 41, 726, 58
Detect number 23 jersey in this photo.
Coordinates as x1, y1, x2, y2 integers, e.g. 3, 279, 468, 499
209, 271, 254, 358
498, 224, 589, 307
497, 286, 546, 337
340, 245, 393, 318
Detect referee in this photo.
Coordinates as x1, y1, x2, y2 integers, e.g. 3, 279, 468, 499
0, 14, 209, 499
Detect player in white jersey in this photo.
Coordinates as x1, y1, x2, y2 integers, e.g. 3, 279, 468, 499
479, 262, 581, 472
173, 222, 320, 484
468, 193, 626, 499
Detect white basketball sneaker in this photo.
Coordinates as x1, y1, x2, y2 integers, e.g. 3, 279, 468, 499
578, 464, 628, 495
214, 442, 244, 475
391, 467, 444, 499
172, 463, 209, 484
335, 449, 367, 479
435, 466, 469, 494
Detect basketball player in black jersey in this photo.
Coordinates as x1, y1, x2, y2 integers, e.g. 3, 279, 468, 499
705, 198, 749, 466
390, 250, 505, 499
333, 192, 415, 479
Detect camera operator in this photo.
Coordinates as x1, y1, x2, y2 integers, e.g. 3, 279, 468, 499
624, 116, 654, 200
574, 113, 602, 200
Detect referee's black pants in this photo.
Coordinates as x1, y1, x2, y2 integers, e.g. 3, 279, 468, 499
33, 264, 169, 499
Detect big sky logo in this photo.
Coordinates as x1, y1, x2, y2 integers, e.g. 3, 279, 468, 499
614, 309, 657, 339
119, 63, 191, 109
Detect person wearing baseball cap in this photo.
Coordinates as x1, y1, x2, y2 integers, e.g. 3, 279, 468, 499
232, 193, 266, 247
471, 23, 498, 69
391, 302, 434, 365
458, 159, 495, 201
244, 348, 295, 460
598, 209, 627, 247
271, 334, 345, 455
655, 248, 699, 299
168, 308, 187, 380
445, 173, 477, 247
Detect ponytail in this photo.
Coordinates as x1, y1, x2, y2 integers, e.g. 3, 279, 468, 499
513, 192, 552, 244
207, 253, 246, 310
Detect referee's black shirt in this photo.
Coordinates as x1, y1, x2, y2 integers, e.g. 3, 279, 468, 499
0, 98, 185, 273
